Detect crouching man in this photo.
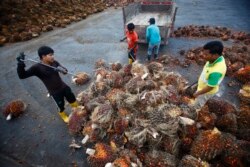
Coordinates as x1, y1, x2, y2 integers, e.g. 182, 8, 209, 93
192, 41, 227, 109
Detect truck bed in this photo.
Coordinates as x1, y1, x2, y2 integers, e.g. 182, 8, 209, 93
128, 12, 172, 27
122, 1, 178, 44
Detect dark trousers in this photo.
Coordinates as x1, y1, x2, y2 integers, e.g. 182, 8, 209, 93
128, 49, 136, 63
51, 86, 76, 112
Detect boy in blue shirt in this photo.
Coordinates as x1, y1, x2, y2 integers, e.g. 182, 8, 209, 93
146, 18, 161, 61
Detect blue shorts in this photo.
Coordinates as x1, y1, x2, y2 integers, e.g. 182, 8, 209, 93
147, 43, 160, 55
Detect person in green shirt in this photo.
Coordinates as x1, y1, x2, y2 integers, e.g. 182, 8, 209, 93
193, 41, 227, 108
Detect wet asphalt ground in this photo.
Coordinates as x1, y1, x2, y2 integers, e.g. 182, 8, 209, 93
0, 0, 249, 166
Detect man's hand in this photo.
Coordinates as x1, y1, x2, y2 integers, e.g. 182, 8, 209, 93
61, 68, 68, 75
193, 92, 199, 98
120, 37, 126, 42
193, 86, 213, 98
56, 66, 68, 75
16, 52, 26, 64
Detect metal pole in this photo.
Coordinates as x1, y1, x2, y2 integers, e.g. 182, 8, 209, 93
21, 59, 77, 77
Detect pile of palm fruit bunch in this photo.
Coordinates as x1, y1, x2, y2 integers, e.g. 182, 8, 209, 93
172, 25, 232, 39
172, 25, 250, 76
0, 0, 108, 46
0, 0, 137, 46
223, 45, 249, 76
172, 25, 250, 45
67, 60, 249, 167
229, 63, 250, 120
158, 54, 192, 68
234, 65, 250, 84
104, 0, 137, 7
3, 99, 27, 121
235, 65, 250, 133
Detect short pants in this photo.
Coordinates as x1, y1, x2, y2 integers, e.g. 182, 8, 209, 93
147, 43, 160, 56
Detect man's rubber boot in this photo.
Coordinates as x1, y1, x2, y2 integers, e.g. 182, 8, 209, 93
58, 111, 69, 123
154, 54, 158, 60
147, 55, 151, 61
70, 101, 78, 108
129, 58, 133, 64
